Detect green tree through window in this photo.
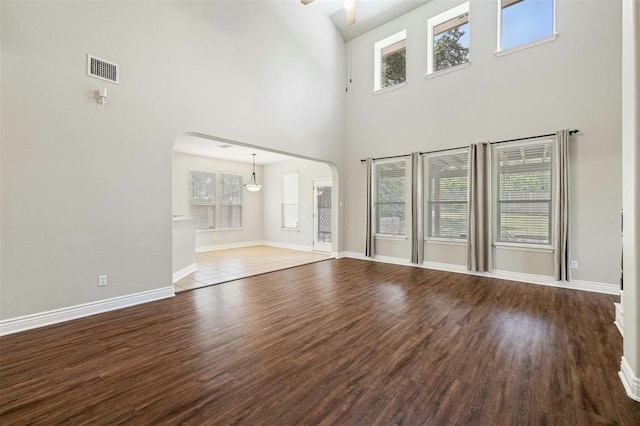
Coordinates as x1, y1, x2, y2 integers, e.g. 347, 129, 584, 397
434, 26, 469, 71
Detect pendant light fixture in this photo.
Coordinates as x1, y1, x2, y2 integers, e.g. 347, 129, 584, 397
244, 153, 262, 192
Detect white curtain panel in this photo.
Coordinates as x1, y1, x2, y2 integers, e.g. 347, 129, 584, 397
467, 142, 490, 272
365, 158, 375, 258
411, 152, 424, 264
554, 130, 570, 281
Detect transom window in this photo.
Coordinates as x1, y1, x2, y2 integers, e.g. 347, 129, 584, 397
374, 30, 407, 92
499, 0, 555, 51
495, 140, 553, 245
427, 151, 469, 239
427, 2, 470, 75
375, 160, 407, 236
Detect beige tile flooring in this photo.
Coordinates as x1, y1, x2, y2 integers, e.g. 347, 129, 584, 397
174, 245, 332, 292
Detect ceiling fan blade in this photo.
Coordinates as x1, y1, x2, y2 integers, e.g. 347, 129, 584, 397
301, 0, 315, 5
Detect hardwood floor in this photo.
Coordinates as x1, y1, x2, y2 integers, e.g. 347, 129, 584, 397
1, 259, 638, 424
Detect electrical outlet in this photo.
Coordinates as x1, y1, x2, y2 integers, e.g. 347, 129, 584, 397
570, 261, 578, 269
98, 275, 108, 286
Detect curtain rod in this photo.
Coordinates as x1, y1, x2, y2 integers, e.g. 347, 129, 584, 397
360, 129, 580, 162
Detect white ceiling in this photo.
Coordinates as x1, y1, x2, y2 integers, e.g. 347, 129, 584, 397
307, 0, 430, 41
174, 134, 294, 165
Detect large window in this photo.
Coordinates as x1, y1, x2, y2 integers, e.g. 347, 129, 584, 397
499, 0, 555, 51
190, 170, 215, 230
375, 160, 407, 236
427, 3, 470, 75
495, 140, 553, 245
374, 30, 407, 92
220, 173, 243, 229
282, 172, 299, 229
189, 170, 243, 231
427, 151, 469, 239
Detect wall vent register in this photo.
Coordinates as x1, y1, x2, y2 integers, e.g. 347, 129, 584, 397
87, 55, 119, 84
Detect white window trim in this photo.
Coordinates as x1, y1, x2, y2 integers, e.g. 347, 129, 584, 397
494, 241, 554, 253
425, 148, 469, 242
373, 30, 407, 93
190, 169, 217, 231
427, 2, 470, 76
497, 0, 557, 53
495, 34, 558, 57
373, 157, 410, 239
425, 62, 470, 80
492, 137, 556, 248
425, 237, 467, 246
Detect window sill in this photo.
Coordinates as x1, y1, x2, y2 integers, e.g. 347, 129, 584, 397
281, 228, 300, 232
196, 229, 217, 233
375, 234, 407, 241
219, 227, 243, 232
493, 242, 554, 253
425, 238, 467, 246
425, 61, 470, 79
495, 33, 558, 58
373, 82, 407, 96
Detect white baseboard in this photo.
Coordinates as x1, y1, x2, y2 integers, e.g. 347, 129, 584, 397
172, 263, 197, 283
619, 357, 640, 402
0, 286, 175, 337
196, 240, 314, 253
261, 241, 313, 252
196, 240, 263, 253
340, 252, 619, 295
614, 302, 624, 337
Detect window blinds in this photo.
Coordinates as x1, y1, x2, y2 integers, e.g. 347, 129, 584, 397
428, 152, 469, 239
496, 141, 552, 244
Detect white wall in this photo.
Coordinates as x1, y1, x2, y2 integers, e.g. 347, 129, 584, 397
0, 1, 345, 320
172, 152, 263, 250
343, 0, 622, 285
262, 158, 332, 250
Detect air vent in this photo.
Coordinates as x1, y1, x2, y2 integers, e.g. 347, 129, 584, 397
87, 55, 119, 84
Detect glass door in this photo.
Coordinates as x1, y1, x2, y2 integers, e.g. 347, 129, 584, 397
313, 179, 332, 253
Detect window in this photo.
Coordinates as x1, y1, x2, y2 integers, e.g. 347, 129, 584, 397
499, 0, 555, 51
282, 172, 299, 229
220, 173, 242, 229
427, 3, 470, 75
190, 170, 215, 230
375, 160, 407, 236
427, 151, 469, 239
374, 30, 407, 92
495, 140, 553, 245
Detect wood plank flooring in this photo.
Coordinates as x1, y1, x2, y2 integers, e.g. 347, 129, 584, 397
1, 259, 639, 424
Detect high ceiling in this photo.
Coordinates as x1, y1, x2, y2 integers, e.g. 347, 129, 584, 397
309, 0, 430, 41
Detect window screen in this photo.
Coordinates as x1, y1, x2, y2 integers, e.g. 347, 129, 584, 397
427, 152, 469, 239
496, 141, 553, 244
375, 160, 407, 235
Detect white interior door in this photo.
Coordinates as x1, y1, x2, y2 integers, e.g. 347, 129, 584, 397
313, 179, 332, 253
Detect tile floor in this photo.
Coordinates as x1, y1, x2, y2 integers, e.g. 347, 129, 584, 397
174, 245, 332, 292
